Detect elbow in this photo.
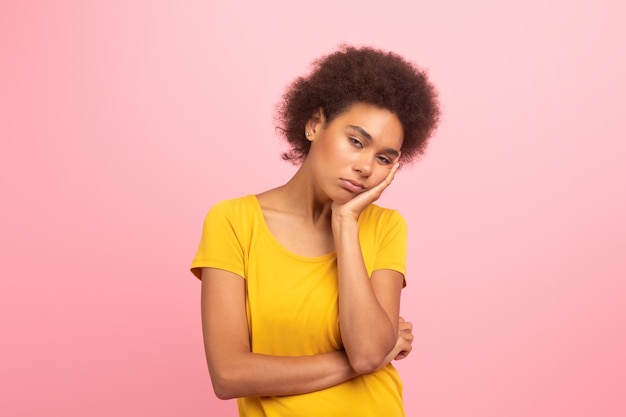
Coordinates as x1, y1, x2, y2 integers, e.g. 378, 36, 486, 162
346, 337, 395, 374
213, 384, 236, 400
210, 369, 241, 400
207, 351, 254, 399
214, 390, 236, 401
348, 354, 385, 375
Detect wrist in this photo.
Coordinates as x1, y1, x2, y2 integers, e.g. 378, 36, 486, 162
332, 210, 359, 225
331, 214, 359, 236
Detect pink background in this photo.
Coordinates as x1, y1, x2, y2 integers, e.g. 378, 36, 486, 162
2, 1, 625, 416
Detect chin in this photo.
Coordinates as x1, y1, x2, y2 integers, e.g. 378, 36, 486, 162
331, 193, 355, 205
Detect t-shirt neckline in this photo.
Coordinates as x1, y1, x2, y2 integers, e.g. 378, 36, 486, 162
249, 194, 337, 263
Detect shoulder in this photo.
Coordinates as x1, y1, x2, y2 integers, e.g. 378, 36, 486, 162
360, 204, 407, 230
358, 204, 408, 276
201, 195, 262, 239
192, 195, 257, 280
206, 195, 258, 220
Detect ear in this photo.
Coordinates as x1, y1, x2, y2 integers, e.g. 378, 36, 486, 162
304, 107, 326, 140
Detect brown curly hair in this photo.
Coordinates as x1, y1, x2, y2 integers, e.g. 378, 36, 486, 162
276, 45, 440, 165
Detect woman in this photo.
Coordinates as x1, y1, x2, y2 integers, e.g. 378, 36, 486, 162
191, 45, 440, 416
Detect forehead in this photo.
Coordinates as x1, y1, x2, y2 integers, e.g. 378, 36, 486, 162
332, 102, 404, 146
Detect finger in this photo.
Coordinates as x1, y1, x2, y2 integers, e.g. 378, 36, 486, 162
373, 162, 400, 192
400, 320, 413, 330
393, 342, 413, 361
385, 162, 400, 185
355, 163, 400, 207
395, 348, 412, 360
398, 321, 413, 332
398, 331, 413, 342
394, 347, 412, 360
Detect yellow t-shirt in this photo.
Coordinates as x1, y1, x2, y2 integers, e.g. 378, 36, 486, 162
191, 195, 408, 417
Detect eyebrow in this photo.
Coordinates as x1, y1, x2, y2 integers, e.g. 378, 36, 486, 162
347, 125, 400, 158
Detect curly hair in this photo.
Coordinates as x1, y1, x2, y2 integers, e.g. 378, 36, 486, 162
275, 45, 440, 165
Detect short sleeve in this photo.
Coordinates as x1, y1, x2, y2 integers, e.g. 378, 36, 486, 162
190, 200, 246, 280
372, 209, 408, 281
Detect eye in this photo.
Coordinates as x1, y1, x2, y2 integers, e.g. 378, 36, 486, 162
376, 155, 392, 165
349, 137, 363, 148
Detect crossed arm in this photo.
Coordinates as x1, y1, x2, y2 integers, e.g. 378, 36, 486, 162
200, 165, 412, 399
200, 266, 412, 400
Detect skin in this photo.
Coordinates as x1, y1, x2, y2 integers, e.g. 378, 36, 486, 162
200, 102, 414, 399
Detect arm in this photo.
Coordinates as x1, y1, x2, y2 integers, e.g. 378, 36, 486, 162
201, 267, 360, 399
333, 224, 404, 373
332, 163, 405, 373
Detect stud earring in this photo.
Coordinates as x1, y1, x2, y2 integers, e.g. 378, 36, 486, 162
305, 131, 312, 137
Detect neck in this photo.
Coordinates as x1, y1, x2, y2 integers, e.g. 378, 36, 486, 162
273, 161, 333, 224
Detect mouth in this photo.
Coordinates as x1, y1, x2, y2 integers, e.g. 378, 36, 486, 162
340, 178, 365, 193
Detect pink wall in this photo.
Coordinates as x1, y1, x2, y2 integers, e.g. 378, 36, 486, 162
2, 1, 625, 416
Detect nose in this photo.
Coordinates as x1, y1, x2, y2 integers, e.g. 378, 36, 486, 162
353, 153, 373, 177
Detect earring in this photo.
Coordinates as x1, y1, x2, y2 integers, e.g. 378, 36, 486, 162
305, 131, 312, 137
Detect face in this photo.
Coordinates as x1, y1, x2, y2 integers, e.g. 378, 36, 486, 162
305, 102, 404, 203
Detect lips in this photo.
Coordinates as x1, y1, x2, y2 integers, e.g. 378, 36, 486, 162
340, 178, 365, 193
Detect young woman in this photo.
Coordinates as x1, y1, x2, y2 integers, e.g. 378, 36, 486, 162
191, 45, 440, 417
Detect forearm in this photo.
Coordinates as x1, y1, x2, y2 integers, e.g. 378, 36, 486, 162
333, 218, 397, 373
208, 349, 358, 399
201, 267, 360, 400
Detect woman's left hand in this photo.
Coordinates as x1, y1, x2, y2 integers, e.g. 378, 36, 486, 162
377, 317, 414, 370
392, 317, 414, 361
332, 162, 400, 221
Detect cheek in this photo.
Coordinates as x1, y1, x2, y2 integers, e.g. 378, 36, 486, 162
371, 168, 391, 186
